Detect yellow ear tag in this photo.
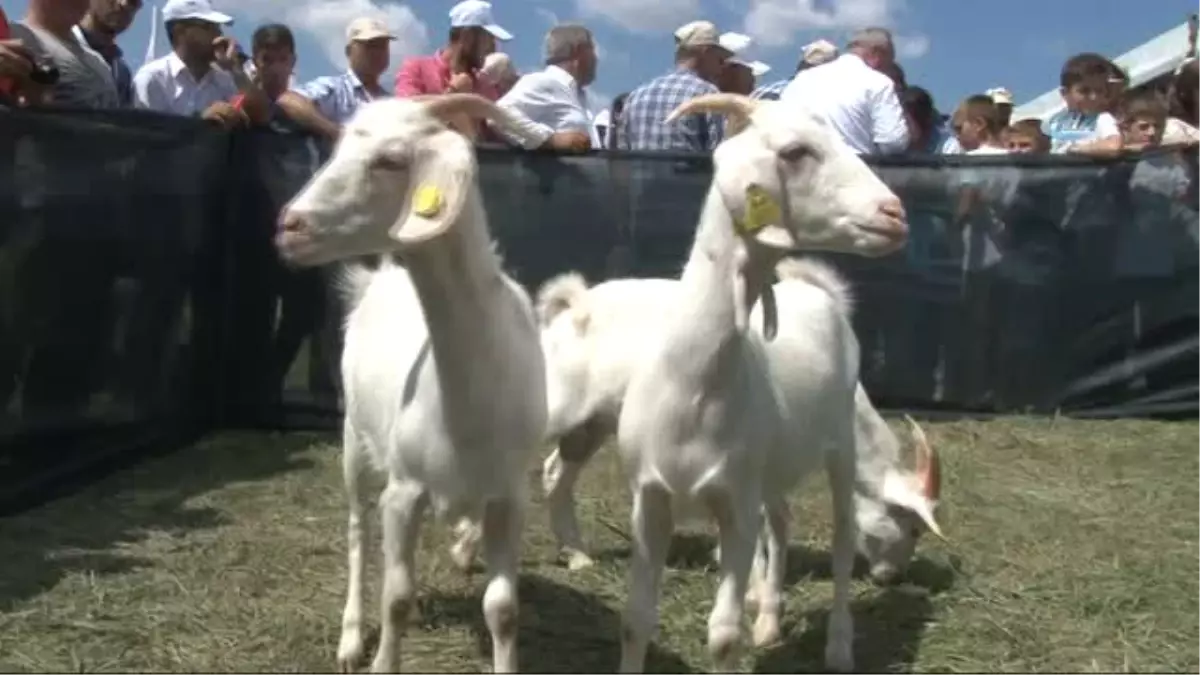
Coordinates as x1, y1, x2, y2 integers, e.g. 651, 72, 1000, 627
412, 184, 444, 218
739, 185, 781, 234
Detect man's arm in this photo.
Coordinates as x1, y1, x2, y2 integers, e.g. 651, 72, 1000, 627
211, 37, 268, 125
276, 89, 341, 140
493, 74, 588, 151
1068, 113, 1123, 157
870, 79, 910, 154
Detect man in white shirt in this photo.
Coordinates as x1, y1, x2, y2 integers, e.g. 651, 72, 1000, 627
492, 23, 594, 151
779, 27, 909, 155
131, 0, 267, 128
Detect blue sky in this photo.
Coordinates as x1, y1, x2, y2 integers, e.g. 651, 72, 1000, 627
9, 0, 1196, 114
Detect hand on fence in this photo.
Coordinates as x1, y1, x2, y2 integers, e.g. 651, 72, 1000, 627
0, 39, 33, 80
548, 131, 591, 153
201, 101, 250, 129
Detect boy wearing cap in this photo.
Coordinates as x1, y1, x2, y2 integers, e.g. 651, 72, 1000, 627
131, 0, 268, 128
394, 0, 510, 100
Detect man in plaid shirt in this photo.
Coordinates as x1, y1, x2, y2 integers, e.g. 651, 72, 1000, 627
618, 20, 732, 152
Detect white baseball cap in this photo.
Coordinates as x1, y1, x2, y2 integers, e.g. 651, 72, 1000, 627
346, 17, 396, 43
449, 0, 513, 41
161, 0, 232, 25
720, 32, 771, 77
986, 87, 1014, 105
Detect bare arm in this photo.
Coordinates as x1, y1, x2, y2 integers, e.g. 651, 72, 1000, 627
276, 90, 342, 140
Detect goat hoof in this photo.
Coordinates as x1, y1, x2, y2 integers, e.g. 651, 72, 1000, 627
824, 640, 854, 672
336, 632, 365, 672
708, 624, 742, 671
564, 549, 595, 571
752, 614, 782, 648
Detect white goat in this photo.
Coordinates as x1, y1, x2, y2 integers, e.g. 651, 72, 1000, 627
614, 93, 910, 673
275, 94, 547, 674
533, 260, 943, 583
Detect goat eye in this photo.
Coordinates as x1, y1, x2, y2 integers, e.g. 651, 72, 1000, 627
778, 144, 814, 163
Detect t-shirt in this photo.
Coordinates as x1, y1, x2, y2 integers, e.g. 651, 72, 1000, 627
1040, 109, 1119, 153
10, 21, 120, 109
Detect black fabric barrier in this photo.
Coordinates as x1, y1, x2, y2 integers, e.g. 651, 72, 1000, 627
1, 106, 1196, 512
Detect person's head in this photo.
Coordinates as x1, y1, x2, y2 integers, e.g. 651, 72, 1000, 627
900, 85, 937, 149
543, 24, 597, 87
986, 87, 1014, 127
1118, 89, 1169, 147
1004, 118, 1050, 153
345, 18, 395, 81
1059, 52, 1115, 116
1169, 59, 1199, 126
951, 94, 1003, 151
251, 23, 295, 94
447, 0, 512, 72
1107, 63, 1129, 113
29, 0, 92, 29
86, 0, 142, 36
846, 27, 895, 73
719, 62, 755, 94
162, 0, 231, 62
480, 52, 518, 94
797, 38, 838, 73
673, 20, 733, 84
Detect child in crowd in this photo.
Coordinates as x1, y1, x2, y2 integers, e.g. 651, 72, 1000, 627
1003, 119, 1051, 154
948, 95, 1016, 405
1041, 52, 1123, 155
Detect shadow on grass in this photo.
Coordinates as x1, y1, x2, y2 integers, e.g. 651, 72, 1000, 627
420, 574, 694, 673
753, 584, 938, 673
0, 430, 324, 613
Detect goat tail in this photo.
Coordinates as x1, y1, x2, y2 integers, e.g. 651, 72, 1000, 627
535, 271, 590, 327
335, 261, 376, 311
774, 256, 854, 317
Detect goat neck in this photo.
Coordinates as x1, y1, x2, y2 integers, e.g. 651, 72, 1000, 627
400, 185, 507, 407
662, 185, 782, 384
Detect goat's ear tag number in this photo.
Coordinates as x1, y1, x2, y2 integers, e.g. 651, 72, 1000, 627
413, 184, 444, 218
740, 185, 780, 233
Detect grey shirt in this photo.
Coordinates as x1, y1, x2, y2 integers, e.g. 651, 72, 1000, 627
11, 21, 121, 109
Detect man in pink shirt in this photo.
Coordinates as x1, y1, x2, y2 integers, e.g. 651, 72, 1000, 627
394, 0, 511, 101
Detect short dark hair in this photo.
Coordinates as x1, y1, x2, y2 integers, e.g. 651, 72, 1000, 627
612, 92, 630, 114
252, 23, 295, 54
1060, 52, 1114, 89
954, 94, 1003, 135
901, 85, 936, 125
1005, 119, 1051, 152
1119, 89, 1169, 125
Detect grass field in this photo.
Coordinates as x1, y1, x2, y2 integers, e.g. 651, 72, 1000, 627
0, 417, 1196, 673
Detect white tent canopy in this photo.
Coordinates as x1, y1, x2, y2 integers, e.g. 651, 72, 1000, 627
1011, 21, 1194, 121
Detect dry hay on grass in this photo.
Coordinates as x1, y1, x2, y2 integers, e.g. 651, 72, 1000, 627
0, 417, 1196, 673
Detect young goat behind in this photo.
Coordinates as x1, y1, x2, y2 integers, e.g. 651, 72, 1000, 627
276, 94, 547, 674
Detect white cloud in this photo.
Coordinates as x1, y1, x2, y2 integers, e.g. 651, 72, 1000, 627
574, 0, 701, 33
230, 0, 430, 76
893, 33, 929, 59
742, 0, 906, 50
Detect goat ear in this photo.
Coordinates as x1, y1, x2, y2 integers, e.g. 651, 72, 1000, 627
714, 158, 794, 251
881, 470, 945, 540
389, 131, 474, 245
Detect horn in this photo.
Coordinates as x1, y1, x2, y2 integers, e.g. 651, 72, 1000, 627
904, 414, 941, 501
664, 93, 761, 127
418, 93, 533, 143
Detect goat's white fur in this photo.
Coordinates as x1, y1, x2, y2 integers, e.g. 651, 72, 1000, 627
276, 95, 547, 674
613, 93, 910, 672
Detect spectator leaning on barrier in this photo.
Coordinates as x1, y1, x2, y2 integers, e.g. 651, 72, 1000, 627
492, 24, 596, 152
618, 20, 731, 152
1003, 118, 1050, 154
229, 23, 312, 136
1040, 52, 1122, 156
901, 85, 958, 154
74, 0, 141, 108
282, 17, 393, 140
10, 0, 121, 109
1163, 59, 1200, 147
394, 0, 509, 100
481, 51, 518, 96
750, 38, 837, 101
132, 0, 268, 128
779, 27, 909, 155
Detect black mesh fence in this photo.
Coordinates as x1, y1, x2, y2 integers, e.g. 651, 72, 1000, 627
1, 106, 1196, 512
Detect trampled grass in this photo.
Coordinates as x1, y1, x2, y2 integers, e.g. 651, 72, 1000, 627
0, 417, 1196, 673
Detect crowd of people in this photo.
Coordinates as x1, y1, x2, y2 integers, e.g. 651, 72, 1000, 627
1, 0, 1198, 159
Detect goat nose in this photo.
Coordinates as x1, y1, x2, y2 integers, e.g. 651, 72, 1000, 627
278, 211, 304, 233
879, 198, 907, 223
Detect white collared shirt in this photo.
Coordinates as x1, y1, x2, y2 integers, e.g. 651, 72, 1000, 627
132, 51, 239, 116
779, 53, 909, 155
494, 64, 592, 149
